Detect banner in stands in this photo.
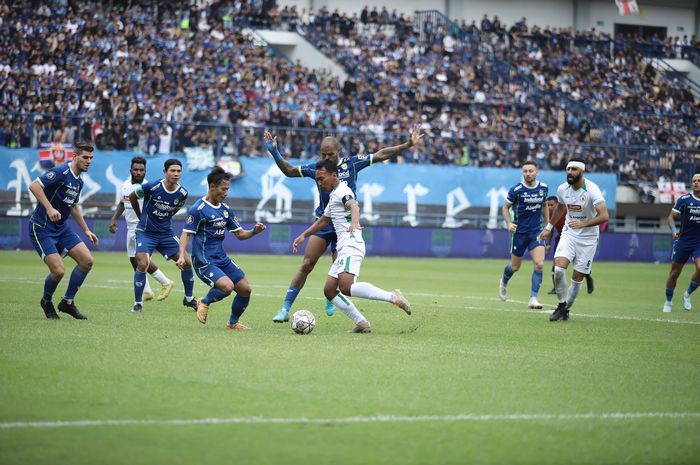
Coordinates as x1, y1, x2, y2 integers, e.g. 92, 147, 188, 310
1, 148, 617, 226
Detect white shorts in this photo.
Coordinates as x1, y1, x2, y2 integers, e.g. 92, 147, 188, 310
554, 233, 598, 275
329, 254, 363, 279
126, 228, 137, 258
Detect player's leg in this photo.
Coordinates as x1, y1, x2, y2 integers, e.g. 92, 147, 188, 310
165, 237, 196, 310
273, 233, 330, 322
550, 235, 574, 322
339, 256, 411, 315
228, 273, 252, 330
324, 239, 339, 316
193, 263, 231, 324
59, 240, 93, 320
664, 241, 691, 312
147, 260, 173, 301
565, 241, 595, 312
30, 223, 63, 318
500, 234, 524, 301
681, 255, 700, 311
527, 243, 545, 309
127, 229, 153, 300
324, 274, 370, 333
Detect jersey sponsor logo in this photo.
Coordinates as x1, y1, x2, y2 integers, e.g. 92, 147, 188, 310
567, 204, 582, 212
357, 154, 369, 160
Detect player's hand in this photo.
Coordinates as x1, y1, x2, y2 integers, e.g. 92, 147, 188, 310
537, 229, 551, 242
108, 221, 117, 233
508, 223, 517, 233
47, 207, 61, 222
175, 256, 187, 269
408, 124, 424, 147
264, 131, 277, 150
253, 222, 266, 235
672, 232, 680, 240
347, 223, 363, 235
568, 219, 585, 229
292, 234, 306, 253
85, 230, 99, 246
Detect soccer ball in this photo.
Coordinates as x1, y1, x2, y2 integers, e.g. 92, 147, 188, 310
291, 310, 316, 335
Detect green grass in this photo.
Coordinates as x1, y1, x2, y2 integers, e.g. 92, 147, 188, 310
0, 250, 699, 465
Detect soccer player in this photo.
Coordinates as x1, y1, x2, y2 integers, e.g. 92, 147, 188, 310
292, 159, 411, 333
28, 141, 98, 320
176, 167, 266, 328
662, 173, 700, 313
128, 159, 195, 313
499, 161, 549, 309
109, 156, 173, 302
264, 125, 423, 323
539, 158, 609, 322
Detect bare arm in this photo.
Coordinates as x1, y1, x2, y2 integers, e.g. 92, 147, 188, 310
668, 210, 680, 240
175, 231, 191, 269
372, 124, 423, 163
109, 202, 125, 233
233, 222, 267, 240
292, 216, 332, 252
128, 191, 142, 219
501, 201, 515, 232
264, 131, 302, 177
538, 203, 566, 241
71, 204, 99, 246
346, 200, 362, 234
29, 179, 61, 222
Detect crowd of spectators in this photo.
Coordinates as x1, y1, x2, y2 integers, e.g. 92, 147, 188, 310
0, 0, 698, 182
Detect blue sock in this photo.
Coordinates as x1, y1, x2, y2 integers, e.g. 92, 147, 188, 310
134, 270, 147, 303
531, 269, 543, 297
64, 267, 89, 300
665, 287, 675, 302
282, 286, 300, 311
202, 287, 229, 305
181, 269, 194, 298
502, 265, 514, 285
687, 281, 699, 296
43, 274, 60, 301
229, 295, 250, 324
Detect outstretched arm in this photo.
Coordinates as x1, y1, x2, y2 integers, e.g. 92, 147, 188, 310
264, 131, 302, 177
234, 222, 267, 240
292, 216, 332, 252
372, 124, 424, 163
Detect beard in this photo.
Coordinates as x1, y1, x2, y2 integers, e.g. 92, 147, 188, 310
567, 173, 582, 185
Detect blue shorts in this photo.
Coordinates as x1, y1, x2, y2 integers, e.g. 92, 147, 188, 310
671, 240, 700, 264
194, 259, 245, 287
314, 222, 337, 253
29, 222, 83, 259
511, 231, 545, 257
135, 230, 180, 259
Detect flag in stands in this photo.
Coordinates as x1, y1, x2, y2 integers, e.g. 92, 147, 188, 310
38, 142, 74, 170
616, 0, 639, 16
657, 181, 687, 203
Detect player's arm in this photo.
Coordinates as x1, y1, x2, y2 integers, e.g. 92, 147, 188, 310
372, 124, 423, 163
71, 204, 99, 246
175, 230, 192, 269
233, 222, 267, 240
264, 131, 302, 177
109, 201, 125, 233
668, 209, 681, 240
346, 198, 362, 234
570, 202, 609, 229
501, 200, 515, 232
541, 200, 550, 229
538, 203, 565, 241
292, 216, 332, 252
28, 179, 61, 222
128, 191, 142, 219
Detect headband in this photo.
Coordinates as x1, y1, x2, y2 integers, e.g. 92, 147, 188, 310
567, 161, 585, 171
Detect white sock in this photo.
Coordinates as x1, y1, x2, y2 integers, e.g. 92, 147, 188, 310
331, 294, 366, 324
151, 269, 171, 286
350, 282, 393, 302
566, 279, 583, 309
554, 266, 567, 302
143, 277, 152, 294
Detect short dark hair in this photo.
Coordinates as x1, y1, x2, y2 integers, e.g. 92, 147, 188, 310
131, 156, 147, 168
315, 158, 338, 173
164, 159, 182, 171
568, 157, 585, 164
546, 195, 558, 202
207, 166, 233, 186
522, 160, 537, 168
74, 141, 94, 156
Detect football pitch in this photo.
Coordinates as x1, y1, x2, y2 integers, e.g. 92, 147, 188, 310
0, 250, 698, 465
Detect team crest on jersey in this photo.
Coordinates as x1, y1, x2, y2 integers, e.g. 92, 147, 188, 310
580, 194, 586, 202
174, 199, 180, 205
539, 189, 544, 196
186, 216, 193, 224
223, 210, 229, 218
47, 172, 55, 179
341, 163, 348, 170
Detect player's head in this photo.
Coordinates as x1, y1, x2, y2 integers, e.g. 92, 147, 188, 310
521, 160, 538, 184
206, 166, 233, 203
315, 158, 339, 192
73, 141, 94, 173
163, 159, 182, 183
693, 173, 700, 193
566, 158, 585, 186
546, 195, 558, 211
319, 136, 341, 162
130, 156, 147, 184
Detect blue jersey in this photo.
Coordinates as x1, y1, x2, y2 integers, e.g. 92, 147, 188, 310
298, 154, 373, 217
506, 181, 548, 235
183, 198, 242, 266
134, 179, 189, 234
672, 194, 700, 245
30, 163, 83, 230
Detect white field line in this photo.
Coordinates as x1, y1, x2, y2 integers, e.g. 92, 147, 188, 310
1, 411, 699, 430
3, 278, 699, 326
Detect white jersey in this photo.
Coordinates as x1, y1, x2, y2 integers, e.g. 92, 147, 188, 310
323, 181, 365, 257
556, 179, 605, 239
120, 178, 147, 230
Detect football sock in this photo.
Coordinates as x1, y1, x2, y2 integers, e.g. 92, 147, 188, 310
181, 269, 194, 299
43, 274, 60, 301
134, 270, 147, 303
64, 266, 89, 300
202, 287, 229, 305
143, 277, 152, 294
350, 282, 393, 302
282, 286, 300, 311
566, 279, 583, 309
530, 269, 543, 297
331, 294, 365, 324
229, 295, 250, 324
554, 266, 567, 302
687, 281, 699, 296
551, 264, 556, 288
665, 287, 675, 303
151, 269, 170, 286
502, 264, 514, 285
